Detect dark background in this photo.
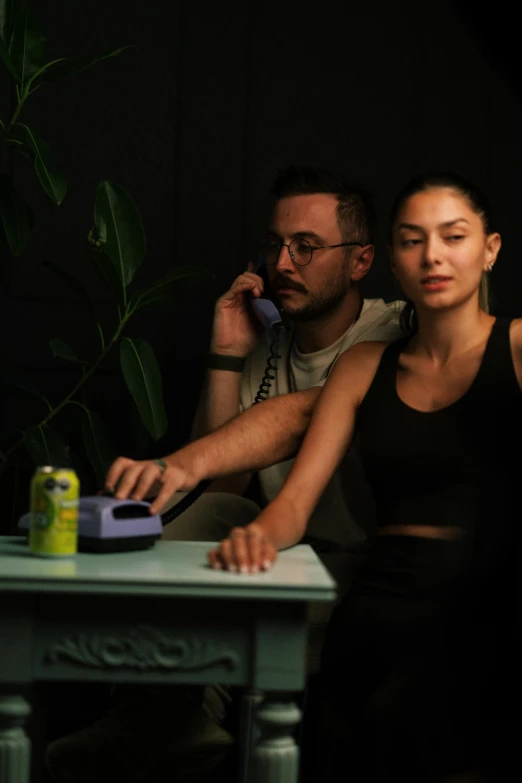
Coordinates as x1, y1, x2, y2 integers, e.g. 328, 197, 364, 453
1, 0, 521, 529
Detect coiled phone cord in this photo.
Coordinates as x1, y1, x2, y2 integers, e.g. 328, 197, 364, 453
161, 324, 283, 525
160, 478, 212, 524
253, 323, 283, 404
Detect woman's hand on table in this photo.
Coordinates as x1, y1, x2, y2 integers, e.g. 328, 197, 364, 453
207, 523, 277, 574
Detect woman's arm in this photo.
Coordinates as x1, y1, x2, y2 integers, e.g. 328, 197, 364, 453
208, 340, 388, 573
509, 318, 522, 390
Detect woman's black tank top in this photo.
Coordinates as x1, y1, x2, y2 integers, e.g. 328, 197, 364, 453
357, 317, 522, 536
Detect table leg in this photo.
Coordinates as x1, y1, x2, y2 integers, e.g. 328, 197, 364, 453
250, 694, 302, 783
0, 694, 31, 783
237, 689, 263, 782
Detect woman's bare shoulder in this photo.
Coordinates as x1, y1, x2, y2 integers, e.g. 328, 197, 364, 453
330, 339, 396, 403
509, 318, 522, 351
509, 319, 522, 382
509, 317, 522, 336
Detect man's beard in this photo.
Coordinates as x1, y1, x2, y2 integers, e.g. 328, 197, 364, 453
274, 275, 352, 322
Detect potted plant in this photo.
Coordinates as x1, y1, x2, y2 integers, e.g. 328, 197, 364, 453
0, 1, 212, 530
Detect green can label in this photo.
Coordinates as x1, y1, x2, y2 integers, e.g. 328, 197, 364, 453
29, 466, 79, 557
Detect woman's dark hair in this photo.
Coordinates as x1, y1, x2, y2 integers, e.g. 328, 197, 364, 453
388, 171, 497, 336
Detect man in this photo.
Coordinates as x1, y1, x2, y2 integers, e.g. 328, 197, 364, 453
46, 167, 403, 783
113, 166, 402, 566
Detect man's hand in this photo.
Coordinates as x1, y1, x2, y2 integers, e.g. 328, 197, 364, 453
207, 523, 277, 574
106, 456, 200, 516
210, 264, 266, 356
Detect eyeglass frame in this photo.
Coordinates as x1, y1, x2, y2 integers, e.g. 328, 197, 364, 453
259, 237, 365, 267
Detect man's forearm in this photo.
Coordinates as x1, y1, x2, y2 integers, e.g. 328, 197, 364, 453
170, 387, 321, 483
190, 369, 242, 440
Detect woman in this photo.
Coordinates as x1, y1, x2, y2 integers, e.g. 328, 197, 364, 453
208, 172, 522, 781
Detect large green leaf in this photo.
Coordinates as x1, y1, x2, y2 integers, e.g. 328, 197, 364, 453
29, 46, 134, 88
0, 173, 29, 257
0, 0, 22, 41
120, 338, 167, 441
8, 4, 45, 85
24, 57, 66, 91
20, 125, 66, 205
0, 0, 23, 78
49, 338, 81, 363
23, 424, 70, 467
81, 409, 117, 488
0, 39, 16, 79
87, 236, 125, 305
43, 261, 99, 323
133, 266, 213, 308
94, 181, 146, 287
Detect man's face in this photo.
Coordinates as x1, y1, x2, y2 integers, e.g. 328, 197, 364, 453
265, 193, 357, 321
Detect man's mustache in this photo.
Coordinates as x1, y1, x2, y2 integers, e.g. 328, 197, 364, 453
271, 276, 307, 294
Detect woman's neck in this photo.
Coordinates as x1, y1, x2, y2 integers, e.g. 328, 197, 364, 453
413, 302, 495, 365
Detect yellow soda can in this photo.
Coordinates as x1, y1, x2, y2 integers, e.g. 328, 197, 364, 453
29, 466, 80, 557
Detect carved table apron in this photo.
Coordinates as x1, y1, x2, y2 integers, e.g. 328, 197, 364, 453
0, 536, 336, 783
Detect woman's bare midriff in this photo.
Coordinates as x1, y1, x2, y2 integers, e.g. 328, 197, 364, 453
379, 524, 462, 540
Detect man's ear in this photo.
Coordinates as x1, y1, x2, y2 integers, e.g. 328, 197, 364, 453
350, 244, 374, 282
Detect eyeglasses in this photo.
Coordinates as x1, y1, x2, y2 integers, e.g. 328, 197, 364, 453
259, 237, 364, 267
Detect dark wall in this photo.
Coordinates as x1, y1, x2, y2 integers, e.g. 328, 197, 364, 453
1, 0, 521, 524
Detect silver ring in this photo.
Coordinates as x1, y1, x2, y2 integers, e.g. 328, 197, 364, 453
153, 458, 167, 472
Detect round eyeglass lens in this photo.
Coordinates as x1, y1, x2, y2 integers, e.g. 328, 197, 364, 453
288, 238, 312, 266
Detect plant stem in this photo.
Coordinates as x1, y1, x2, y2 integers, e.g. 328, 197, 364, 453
97, 322, 106, 351
0, 312, 131, 473
9, 89, 28, 126
67, 400, 89, 413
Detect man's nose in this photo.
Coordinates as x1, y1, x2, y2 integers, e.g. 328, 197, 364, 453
274, 244, 295, 273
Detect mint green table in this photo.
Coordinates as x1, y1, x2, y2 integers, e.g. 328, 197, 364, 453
0, 536, 336, 783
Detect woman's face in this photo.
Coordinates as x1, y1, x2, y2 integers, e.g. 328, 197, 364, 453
390, 187, 501, 311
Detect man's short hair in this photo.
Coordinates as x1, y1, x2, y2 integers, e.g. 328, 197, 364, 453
270, 165, 375, 245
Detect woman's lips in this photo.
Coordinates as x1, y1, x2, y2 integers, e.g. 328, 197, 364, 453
420, 276, 451, 291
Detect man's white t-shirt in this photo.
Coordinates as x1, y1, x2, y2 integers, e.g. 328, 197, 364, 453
240, 298, 404, 552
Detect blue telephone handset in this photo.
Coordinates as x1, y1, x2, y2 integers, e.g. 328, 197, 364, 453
250, 296, 283, 330
250, 259, 285, 331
